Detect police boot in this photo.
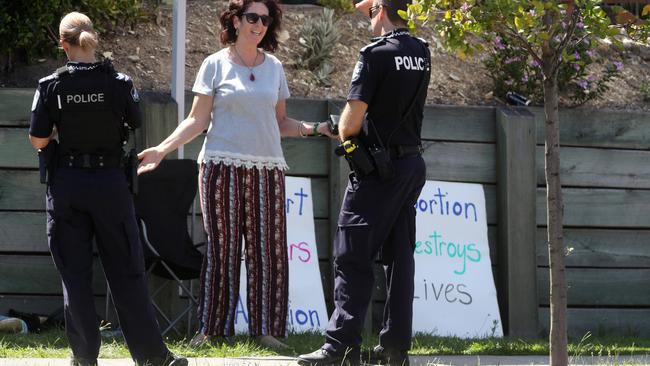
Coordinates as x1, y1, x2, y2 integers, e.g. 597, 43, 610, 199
70, 357, 97, 366
297, 347, 360, 366
368, 345, 410, 366
135, 353, 188, 366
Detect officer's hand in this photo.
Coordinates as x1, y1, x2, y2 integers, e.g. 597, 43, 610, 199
317, 121, 337, 139
137, 147, 165, 175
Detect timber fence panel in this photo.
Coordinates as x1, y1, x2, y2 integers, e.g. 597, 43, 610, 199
0, 212, 47, 253
0, 255, 106, 294
0, 170, 43, 210
535, 146, 650, 189
536, 187, 650, 228
0, 127, 36, 168
0, 295, 106, 318
537, 268, 650, 306
0, 88, 33, 126
539, 308, 650, 338
533, 108, 650, 149
536, 227, 650, 268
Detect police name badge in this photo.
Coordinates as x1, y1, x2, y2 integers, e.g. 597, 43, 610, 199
131, 86, 140, 102
351, 60, 363, 82
31, 89, 40, 111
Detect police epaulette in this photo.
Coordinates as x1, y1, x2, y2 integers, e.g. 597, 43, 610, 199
360, 38, 384, 52
55, 66, 70, 76
38, 73, 57, 84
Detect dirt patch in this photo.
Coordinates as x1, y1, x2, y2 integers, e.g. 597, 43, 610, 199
2, 0, 650, 111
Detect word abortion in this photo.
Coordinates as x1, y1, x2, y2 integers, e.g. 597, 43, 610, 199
415, 187, 479, 222
234, 296, 322, 329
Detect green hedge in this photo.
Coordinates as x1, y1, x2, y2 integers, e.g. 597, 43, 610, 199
0, 0, 149, 70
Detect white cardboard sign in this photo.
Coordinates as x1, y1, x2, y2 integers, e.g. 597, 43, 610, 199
413, 180, 503, 337
234, 177, 328, 333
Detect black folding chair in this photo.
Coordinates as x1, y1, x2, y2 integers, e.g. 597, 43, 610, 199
106, 159, 203, 337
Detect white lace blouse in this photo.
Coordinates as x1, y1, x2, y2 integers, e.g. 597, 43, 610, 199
192, 48, 290, 170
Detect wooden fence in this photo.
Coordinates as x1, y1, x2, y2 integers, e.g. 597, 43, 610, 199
1, 88, 649, 338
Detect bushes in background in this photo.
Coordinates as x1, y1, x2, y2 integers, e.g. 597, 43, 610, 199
0, 0, 149, 72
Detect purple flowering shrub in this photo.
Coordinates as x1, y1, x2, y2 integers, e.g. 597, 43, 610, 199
484, 31, 622, 106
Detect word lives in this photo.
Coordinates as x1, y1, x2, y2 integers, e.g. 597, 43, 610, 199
414, 279, 472, 305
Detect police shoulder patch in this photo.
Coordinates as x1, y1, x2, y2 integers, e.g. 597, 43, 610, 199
351, 59, 364, 83
31, 89, 40, 111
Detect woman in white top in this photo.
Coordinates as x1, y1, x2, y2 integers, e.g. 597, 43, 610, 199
138, 0, 334, 348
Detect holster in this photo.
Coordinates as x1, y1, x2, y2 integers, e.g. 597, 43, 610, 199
335, 137, 394, 180
124, 148, 138, 195
38, 140, 58, 184
335, 138, 375, 177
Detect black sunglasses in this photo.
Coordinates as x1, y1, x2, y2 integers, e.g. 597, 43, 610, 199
369, 4, 383, 19
242, 12, 273, 27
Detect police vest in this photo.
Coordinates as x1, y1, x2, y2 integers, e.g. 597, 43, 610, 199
54, 63, 124, 156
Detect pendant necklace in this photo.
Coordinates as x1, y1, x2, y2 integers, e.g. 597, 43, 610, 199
233, 46, 258, 82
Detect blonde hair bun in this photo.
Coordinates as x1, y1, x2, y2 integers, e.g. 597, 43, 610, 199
60, 12, 99, 50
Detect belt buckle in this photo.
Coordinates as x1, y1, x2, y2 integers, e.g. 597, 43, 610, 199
395, 145, 404, 158
81, 154, 91, 168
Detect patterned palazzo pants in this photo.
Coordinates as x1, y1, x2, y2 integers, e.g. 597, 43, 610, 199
198, 161, 289, 337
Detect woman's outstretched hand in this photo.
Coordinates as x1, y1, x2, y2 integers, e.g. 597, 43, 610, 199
137, 146, 165, 175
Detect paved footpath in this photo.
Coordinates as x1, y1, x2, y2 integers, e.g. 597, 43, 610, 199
1, 355, 649, 366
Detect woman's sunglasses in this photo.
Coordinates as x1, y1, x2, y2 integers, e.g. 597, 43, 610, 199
242, 12, 273, 27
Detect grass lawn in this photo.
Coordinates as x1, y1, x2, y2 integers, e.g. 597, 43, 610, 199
1, 330, 650, 359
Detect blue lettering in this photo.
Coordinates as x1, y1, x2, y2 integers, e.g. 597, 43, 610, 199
294, 188, 308, 216
235, 295, 248, 325
286, 198, 294, 214
465, 202, 478, 222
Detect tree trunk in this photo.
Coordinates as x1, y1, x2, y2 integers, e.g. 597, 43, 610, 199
543, 63, 568, 366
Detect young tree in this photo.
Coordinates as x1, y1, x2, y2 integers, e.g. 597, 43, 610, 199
402, 1, 649, 365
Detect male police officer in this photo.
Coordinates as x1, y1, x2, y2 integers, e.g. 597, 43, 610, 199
29, 12, 186, 366
297, 0, 430, 365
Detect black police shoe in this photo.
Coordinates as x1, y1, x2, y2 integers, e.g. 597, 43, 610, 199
297, 347, 360, 366
368, 345, 410, 366
70, 357, 97, 366
135, 353, 188, 366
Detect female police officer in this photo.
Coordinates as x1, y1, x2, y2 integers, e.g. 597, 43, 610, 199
28, 12, 186, 366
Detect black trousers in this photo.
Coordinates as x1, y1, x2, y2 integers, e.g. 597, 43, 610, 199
324, 155, 426, 354
46, 167, 168, 361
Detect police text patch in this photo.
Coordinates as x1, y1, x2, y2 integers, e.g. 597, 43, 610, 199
351, 60, 363, 82
131, 86, 140, 102
31, 89, 40, 111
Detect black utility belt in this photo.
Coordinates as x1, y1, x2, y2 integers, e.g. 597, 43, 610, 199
336, 138, 422, 181
388, 145, 422, 159
58, 153, 124, 168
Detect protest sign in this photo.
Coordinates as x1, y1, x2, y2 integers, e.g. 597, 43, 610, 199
234, 177, 328, 333
413, 180, 503, 337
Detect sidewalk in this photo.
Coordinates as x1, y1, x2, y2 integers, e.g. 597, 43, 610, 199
1, 355, 649, 366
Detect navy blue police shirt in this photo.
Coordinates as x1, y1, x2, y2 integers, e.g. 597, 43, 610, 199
347, 28, 430, 148
30, 61, 141, 154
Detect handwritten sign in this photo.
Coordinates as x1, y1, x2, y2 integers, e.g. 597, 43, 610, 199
413, 180, 503, 337
234, 177, 328, 333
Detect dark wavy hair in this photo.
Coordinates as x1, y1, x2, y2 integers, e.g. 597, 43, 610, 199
219, 0, 283, 52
